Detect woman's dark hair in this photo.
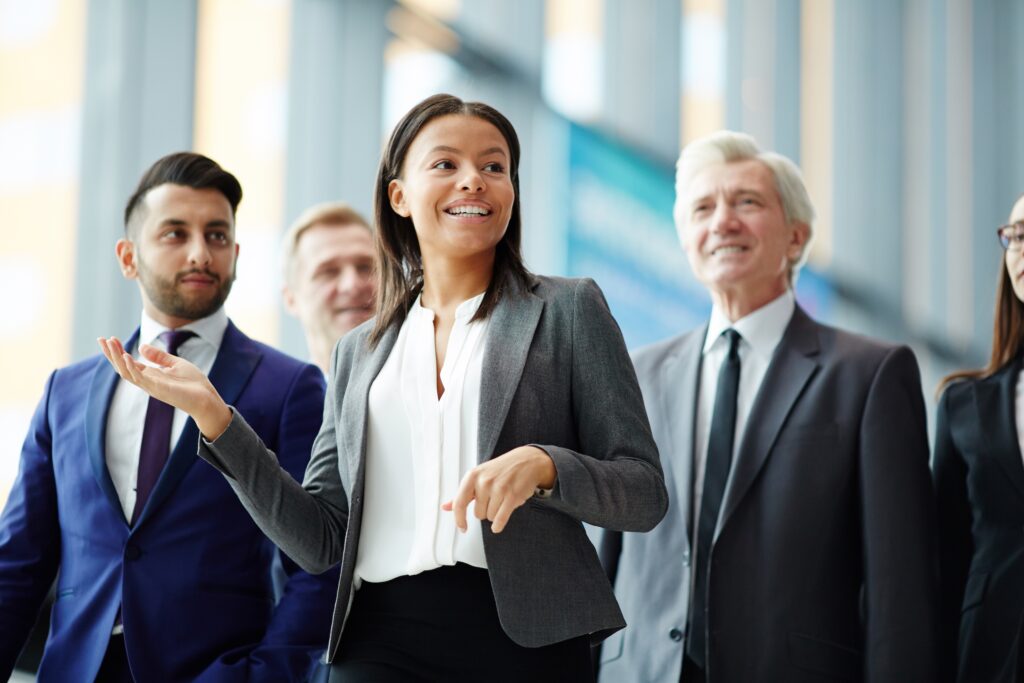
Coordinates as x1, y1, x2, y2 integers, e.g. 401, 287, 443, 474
368, 93, 531, 347
939, 194, 1024, 393
939, 264, 1024, 392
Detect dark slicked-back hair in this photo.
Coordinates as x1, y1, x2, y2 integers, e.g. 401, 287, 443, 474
369, 93, 530, 347
124, 152, 243, 236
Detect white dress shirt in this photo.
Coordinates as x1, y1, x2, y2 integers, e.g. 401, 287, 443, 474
357, 292, 490, 585
692, 289, 795, 521
105, 307, 228, 521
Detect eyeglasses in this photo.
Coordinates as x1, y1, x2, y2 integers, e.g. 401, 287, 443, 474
997, 222, 1024, 251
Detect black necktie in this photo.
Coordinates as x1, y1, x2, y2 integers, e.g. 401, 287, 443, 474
130, 329, 195, 525
687, 328, 741, 669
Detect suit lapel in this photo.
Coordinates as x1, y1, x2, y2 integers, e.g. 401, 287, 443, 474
976, 357, 1024, 500
339, 324, 398, 484
477, 277, 544, 462
135, 321, 261, 528
717, 306, 820, 538
86, 329, 141, 524
662, 327, 705, 540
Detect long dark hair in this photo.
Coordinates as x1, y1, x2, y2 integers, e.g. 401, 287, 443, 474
939, 195, 1024, 393
368, 93, 531, 347
939, 265, 1024, 392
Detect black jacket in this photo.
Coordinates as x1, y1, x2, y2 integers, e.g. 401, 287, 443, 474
935, 356, 1024, 683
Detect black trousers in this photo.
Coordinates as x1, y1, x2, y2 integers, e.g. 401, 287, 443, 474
95, 633, 133, 683
681, 653, 705, 683
1018, 625, 1024, 683
329, 564, 592, 682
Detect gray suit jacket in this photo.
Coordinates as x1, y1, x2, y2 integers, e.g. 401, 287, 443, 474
198, 274, 667, 662
599, 305, 938, 683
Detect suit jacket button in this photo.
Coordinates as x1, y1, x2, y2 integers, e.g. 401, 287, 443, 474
669, 628, 683, 642
124, 544, 141, 561
682, 550, 691, 566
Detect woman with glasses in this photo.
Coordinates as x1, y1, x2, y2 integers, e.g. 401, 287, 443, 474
934, 193, 1024, 683
97, 93, 667, 682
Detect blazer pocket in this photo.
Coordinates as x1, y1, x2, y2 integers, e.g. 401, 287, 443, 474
788, 632, 861, 681
776, 422, 841, 446
961, 571, 989, 613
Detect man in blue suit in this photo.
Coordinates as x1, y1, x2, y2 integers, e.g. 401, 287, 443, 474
0, 152, 336, 682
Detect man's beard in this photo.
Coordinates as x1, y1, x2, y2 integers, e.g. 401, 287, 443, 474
137, 258, 234, 321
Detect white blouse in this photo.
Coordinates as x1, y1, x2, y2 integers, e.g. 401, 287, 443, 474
355, 292, 491, 585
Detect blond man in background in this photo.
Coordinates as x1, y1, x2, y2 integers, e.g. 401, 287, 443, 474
282, 202, 376, 373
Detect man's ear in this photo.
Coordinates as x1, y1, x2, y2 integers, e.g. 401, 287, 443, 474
788, 220, 810, 260
388, 179, 411, 217
282, 284, 298, 315
115, 239, 137, 280
675, 219, 692, 255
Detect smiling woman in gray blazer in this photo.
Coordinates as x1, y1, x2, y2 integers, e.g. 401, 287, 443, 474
99, 94, 667, 682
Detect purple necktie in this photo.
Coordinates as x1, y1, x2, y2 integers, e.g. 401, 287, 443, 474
130, 329, 195, 525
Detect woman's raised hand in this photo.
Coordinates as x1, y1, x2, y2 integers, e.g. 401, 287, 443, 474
97, 337, 233, 440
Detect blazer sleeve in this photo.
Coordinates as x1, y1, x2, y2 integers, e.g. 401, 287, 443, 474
932, 385, 973, 682
198, 348, 349, 577
857, 346, 939, 682
534, 279, 668, 532
194, 363, 339, 683
0, 371, 61, 680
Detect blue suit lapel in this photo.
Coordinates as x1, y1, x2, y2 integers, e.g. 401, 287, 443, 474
134, 321, 261, 528
477, 277, 544, 463
716, 306, 820, 539
86, 329, 141, 525
976, 357, 1024, 500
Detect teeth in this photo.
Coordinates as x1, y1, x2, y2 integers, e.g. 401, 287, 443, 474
714, 246, 745, 255
447, 206, 490, 216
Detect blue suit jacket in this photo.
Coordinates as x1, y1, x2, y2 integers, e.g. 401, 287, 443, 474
0, 321, 337, 682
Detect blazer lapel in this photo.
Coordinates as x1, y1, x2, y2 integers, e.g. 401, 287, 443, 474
661, 327, 705, 539
976, 357, 1024, 500
86, 329, 141, 524
477, 277, 544, 462
339, 324, 398, 484
717, 306, 820, 538
135, 322, 261, 528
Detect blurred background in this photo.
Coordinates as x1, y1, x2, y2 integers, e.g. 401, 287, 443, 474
2, 0, 1023, 676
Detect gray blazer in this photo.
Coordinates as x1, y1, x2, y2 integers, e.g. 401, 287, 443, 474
599, 305, 938, 683
199, 274, 667, 662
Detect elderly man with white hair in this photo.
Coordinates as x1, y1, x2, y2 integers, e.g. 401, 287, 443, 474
598, 131, 938, 683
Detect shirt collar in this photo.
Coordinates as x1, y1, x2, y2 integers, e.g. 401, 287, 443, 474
411, 291, 487, 322
139, 306, 229, 352
703, 289, 795, 360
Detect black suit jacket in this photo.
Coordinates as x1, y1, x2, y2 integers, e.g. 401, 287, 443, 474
935, 357, 1024, 683
601, 306, 939, 682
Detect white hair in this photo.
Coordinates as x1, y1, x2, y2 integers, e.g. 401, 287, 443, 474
673, 130, 816, 279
